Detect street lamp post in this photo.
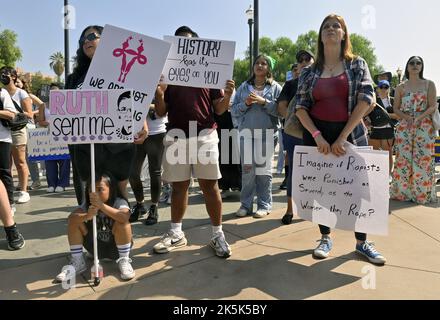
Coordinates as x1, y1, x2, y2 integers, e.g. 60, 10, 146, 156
64, 0, 70, 81
396, 67, 403, 84
253, 0, 259, 65
246, 5, 254, 76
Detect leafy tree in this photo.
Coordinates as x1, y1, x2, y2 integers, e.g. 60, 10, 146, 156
350, 34, 382, 77
30, 72, 53, 95
295, 31, 318, 54
0, 29, 22, 68
49, 52, 65, 83
233, 31, 382, 87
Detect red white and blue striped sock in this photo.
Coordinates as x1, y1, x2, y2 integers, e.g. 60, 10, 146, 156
70, 245, 83, 259
117, 243, 131, 259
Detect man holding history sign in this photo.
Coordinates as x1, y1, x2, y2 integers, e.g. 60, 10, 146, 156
294, 14, 387, 265
153, 26, 235, 259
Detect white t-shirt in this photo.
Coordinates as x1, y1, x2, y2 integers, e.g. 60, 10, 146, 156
0, 89, 18, 143
11, 88, 30, 107
146, 113, 168, 135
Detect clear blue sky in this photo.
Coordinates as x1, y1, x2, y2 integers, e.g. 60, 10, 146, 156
1, 0, 439, 88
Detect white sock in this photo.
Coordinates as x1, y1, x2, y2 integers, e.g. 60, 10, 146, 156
212, 225, 223, 235
117, 243, 131, 259
70, 245, 83, 259
171, 222, 183, 235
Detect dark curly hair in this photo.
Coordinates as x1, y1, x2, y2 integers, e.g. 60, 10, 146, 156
84, 172, 128, 210
67, 25, 103, 88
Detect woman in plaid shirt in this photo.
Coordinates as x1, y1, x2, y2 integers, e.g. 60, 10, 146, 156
295, 14, 386, 265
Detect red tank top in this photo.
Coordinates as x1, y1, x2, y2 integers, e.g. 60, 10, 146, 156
310, 73, 349, 122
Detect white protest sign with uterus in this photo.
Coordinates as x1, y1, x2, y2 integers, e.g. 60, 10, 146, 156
162, 36, 236, 89
83, 24, 171, 133
292, 146, 389, 236
49, 89, 133, 144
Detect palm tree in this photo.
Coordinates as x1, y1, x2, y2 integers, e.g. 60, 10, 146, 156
49, 52, 64, 83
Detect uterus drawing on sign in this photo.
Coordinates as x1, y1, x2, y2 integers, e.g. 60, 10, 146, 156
115, 91, 133, 141
113, 36, 148, 83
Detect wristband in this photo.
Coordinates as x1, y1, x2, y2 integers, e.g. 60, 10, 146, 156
312, 130, 321, 139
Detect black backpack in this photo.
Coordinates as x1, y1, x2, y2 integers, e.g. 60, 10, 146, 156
0, 88, 29, 131
367, 103, 392, 127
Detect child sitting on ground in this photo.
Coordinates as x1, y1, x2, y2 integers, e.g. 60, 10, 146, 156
56, 173, 135, 282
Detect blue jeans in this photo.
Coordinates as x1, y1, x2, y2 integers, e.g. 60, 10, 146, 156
282, 133, 303, 197
239, 133, 276, 212
276, 130, 285, 173
45, 159, 71, 188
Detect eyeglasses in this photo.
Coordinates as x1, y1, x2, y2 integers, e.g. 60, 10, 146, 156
379, 86, 390, 90
80, 33, 100, 44
298, 56, 311, 64
409, 61, 422, 66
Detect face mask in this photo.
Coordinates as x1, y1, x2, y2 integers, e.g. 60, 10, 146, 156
0, 74, 11, 86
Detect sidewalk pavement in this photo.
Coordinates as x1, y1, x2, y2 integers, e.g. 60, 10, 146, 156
1, 175, 440, 300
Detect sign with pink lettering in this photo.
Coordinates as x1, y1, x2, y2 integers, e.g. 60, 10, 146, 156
162, 36, 236, 89
48, 89, 133, 144
83, 24, 171, 134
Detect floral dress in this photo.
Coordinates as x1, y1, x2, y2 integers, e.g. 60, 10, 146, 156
390, 82, 436, 204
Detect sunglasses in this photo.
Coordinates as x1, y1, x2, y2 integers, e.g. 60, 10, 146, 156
323, 22, 342, 30
298, 56, 311, 63
379, 86, 390, 90
409, 61, 422, 66
80, 33, 100, 44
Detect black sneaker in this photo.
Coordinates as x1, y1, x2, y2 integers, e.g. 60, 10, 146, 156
129, 203, 147, 223
279, 178, 287, 190
144, 205, 158, 225
4, 224, 25, 251
281, 213, 293, 225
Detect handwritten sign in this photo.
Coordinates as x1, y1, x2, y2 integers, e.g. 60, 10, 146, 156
49, 89, 133, 144
27, 127, 70, 161
292, 145, 389, 235
162, 35, 235, 89
83, 24, 171, 133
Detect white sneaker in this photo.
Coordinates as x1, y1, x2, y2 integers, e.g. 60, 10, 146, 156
55, 256, 87, 282
55, 186, 65, 193
116, 257, 135, 280
153, 230, 187, 253
221, 189, 231, 199
254, 209, 270, 218
47, 187, 55, 193
166, 189, 172, 205
16, 191, 30, 204
236, 207, 249, 217
30, 180, 41, 189
210, 232, 231, 258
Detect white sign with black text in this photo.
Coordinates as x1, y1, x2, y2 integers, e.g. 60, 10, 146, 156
82, 24, 171, 133
162, 35, 235, 89
292, 145, 389, 236
49, 89, 133, 145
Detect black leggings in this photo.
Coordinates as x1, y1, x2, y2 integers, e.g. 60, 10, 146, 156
68, 145, 84, 206
303, 118, 367, 242
0, 142, 14, 205
129, 133, 166, 204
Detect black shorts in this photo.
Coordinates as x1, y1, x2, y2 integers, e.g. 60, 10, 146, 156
74, 143, 135, 182
369, 127, 394, 140
83, 221, 133, 260
83, 220, 119, 260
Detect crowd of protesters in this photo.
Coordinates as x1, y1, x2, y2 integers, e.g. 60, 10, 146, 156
1, 14, 438, 283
